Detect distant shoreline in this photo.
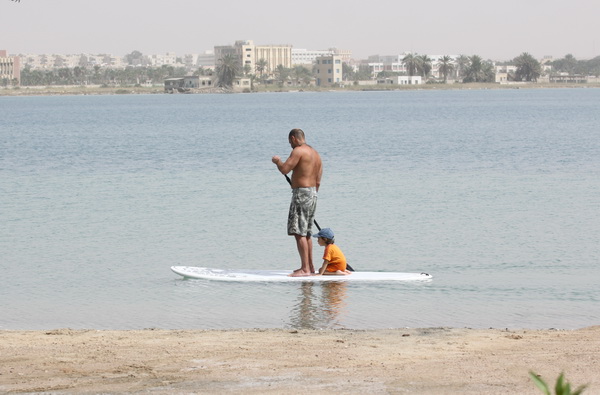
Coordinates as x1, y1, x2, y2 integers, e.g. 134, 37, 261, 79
2, 82, 599, 97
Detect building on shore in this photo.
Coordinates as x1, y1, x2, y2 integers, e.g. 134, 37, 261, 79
291, 48, 351, 66
18, 53, 126, 69
164, 75, 215, 92
164, 75, 251, 93
148, 53, 177, 67
215, 40, 292, 77
494, 65, 517, 83
377, 75, 422, 85
329, 48, 352, 62
184, 50, 215, 70
1, 50, 21, 85
550, 74, 589, 83
292, 48, 333, 66
314, 55, 343, 86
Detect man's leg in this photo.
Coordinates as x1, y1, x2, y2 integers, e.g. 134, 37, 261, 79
290, 234, 314, 276
306, 235, 315, 273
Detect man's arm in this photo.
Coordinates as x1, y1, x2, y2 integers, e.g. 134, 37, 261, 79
272, 148, 301, 175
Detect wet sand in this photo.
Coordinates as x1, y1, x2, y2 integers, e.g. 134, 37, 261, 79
1, 326, 598, 394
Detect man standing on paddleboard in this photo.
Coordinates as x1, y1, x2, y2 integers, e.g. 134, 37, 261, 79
272, 128, 323, 277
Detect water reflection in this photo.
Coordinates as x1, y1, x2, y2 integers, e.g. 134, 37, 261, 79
288, 281, 348, 329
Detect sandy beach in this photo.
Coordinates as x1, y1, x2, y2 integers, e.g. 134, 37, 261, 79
1, 326, 598, 394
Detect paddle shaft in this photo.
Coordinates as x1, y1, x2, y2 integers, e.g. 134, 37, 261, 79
283, 174, 354, 272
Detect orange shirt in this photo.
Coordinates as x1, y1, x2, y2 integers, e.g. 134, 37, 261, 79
323, 244, 347, 272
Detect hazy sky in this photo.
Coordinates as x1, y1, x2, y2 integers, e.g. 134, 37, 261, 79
2, 0, 599, 60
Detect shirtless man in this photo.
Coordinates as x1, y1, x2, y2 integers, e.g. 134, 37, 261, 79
272, 129, 323, 277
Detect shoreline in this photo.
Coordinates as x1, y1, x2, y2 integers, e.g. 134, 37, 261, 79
1, 82, 599, 97
1, 326, 598, 394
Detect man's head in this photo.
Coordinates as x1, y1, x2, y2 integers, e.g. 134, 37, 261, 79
288, 128, 306, 148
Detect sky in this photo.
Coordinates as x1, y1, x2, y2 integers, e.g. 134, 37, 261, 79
2, 0, 599, 61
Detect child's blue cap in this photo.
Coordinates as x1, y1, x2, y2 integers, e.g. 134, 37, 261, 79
313, 228, 335, 239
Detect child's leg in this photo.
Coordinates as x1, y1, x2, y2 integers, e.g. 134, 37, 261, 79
323, 270, 349, 276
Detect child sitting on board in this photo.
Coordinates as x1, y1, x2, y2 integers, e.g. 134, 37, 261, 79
312, 228, 351, 276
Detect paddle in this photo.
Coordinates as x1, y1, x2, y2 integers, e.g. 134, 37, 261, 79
283, 174, 355, 272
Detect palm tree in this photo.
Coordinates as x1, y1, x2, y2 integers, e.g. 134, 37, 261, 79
552, 54, 578, 74
402, 53, 421, 77
481, 61, 495, 82
274, 65, 291, 87
417, 55, 433, 80
464, 55, 484, 82
255, 58, 268, 82
216, 53, 240, 88
438, 55, 455, 82
455, 54, 470, 80
292, 65, 312, 86
514, 52, 542, 81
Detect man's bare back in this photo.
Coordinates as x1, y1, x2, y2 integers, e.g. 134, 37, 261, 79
289, 144, 322, 189
272, 134, 322, 191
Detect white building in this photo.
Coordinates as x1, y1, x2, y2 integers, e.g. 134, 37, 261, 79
215, 40, 292, 77
292, 48, 333, 65
149, 53, 177, 67
19, 53, 125, 69
377, 75, 422, 85
195, 50, 216, 69
366, 53, 459, 80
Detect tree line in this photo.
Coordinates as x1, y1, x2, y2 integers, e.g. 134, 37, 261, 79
9, 51, 600, 88
17, 64, 188, 87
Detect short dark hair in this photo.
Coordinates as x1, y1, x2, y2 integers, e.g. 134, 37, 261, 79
289, 128, 305, 140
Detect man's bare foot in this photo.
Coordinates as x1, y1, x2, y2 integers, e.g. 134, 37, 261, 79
288, 270, 312, 277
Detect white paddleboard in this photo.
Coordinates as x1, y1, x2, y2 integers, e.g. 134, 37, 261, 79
171, 266, 432, 282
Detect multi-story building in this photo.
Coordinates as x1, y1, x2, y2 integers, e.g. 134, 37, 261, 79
292, 48, 333, 66
314, 55, 343, 86
494, 64, 517, 83
0, 50, 20, 85
215, 40, 292, 77
292, 48, 351, 66
19, 53, 125, 69
365, 54, 409, 77
364, 53, 460, 80
148, 53, 177, 67
185, 50, 215, 69
329, 48, 352, 62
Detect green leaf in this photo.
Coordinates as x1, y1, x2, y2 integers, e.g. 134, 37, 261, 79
555, 373, 565, 395
530, 371, 551, 395
572, 384, 588, 395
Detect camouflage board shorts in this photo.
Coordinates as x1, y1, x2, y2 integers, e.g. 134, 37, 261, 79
287, 187, 317, 237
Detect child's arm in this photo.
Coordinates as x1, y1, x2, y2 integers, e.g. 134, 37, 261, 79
315, 260, 329, 275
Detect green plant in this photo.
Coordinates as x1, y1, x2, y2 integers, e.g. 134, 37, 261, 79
529, 371, 587, 395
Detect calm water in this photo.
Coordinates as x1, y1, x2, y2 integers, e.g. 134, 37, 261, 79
1, 88, 599, 330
